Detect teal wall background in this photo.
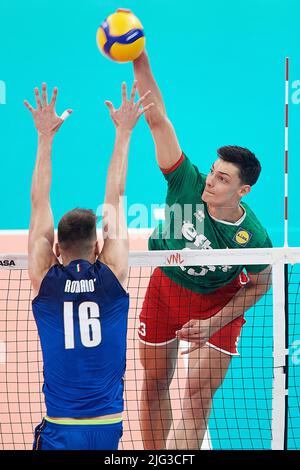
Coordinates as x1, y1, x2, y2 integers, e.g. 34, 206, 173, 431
0, 0, 299, 246
0, 0, 299, 450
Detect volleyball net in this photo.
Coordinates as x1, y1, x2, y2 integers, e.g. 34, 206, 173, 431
0, 247, 299, 450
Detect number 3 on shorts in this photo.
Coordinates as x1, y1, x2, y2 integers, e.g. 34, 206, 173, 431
139, 322, 146, 337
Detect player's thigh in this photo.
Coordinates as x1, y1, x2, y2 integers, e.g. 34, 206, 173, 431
139, 339, 179, 383
151, 117, 182, 169
185, 345, 232, 399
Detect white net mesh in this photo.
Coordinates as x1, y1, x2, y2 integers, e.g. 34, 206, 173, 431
0, 248, 299, 450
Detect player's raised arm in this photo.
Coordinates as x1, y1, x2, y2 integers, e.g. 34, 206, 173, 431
99, 81, 154, 286
133, 51, 182, 170
24, 83, 72, 297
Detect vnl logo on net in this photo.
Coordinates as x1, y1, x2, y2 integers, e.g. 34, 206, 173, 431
0, 80, 6, 104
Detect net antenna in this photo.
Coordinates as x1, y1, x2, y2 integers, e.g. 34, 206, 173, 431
264, 58, 291, 450
284, 57, 289, 247
283, 56, 290, 450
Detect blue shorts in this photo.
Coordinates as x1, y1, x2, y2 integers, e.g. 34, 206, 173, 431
33, 418, 123, 450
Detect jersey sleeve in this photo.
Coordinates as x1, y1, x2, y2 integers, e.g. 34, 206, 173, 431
245, 233, 273, 274
161, 153, 206, 205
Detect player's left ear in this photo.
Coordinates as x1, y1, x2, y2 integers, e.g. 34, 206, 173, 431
238, 184, 251, 198
54, 243, 60, 257
94, 240, 100, 257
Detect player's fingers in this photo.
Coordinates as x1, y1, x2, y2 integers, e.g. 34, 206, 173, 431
42, 82, 48, 107
34, 87, 42, 110
176, 330, 191, 341
189, 327, 204, 335
104, 100, 115, 114
176, 326, 189, 335
178, 321, 194, 333
189, 329, 208, 340
60, 109, 73, 121
136, 90, 152, 107
23, 100, 34, 113
130, 80, 138, 103
139, 103, 155, 115
49, 87, 58, 108
178, 328, 204, 341
121, 82, 127, 103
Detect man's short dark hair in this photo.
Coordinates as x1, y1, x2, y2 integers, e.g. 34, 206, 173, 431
58, 208, 97, 252
217, 145, 261, 186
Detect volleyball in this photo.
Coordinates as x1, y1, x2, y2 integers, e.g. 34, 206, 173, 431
96, 8, 145, 63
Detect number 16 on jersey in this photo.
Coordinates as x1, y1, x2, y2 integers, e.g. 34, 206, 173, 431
63, 301, 102, 349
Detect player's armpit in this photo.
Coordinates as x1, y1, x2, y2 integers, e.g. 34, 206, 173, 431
28, 237, 58, 296
99, 238, 129, 288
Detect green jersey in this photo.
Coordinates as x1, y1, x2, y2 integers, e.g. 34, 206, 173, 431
149, 154, 272, 294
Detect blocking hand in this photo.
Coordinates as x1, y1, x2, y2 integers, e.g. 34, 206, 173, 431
24, 83, 72, 136
105, 80, 154, 131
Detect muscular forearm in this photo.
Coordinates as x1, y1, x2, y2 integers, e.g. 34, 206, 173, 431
105, 128, 131, 202
210, 282, 271, 331
31, 134, 53, 205
134, 52, 166, 119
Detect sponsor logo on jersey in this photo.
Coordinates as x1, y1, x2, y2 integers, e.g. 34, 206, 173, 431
0, 259, 16, 267
233, 229, 252, 246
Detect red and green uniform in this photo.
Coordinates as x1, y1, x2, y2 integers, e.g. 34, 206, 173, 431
138, 154, 272, 355
149, 153, 272, 293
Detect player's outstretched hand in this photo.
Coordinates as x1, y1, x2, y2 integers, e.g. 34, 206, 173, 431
105, 80, 154, 131
24, 83, 72, 137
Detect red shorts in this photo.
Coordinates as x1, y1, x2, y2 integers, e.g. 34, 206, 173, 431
138, 268, 248, 356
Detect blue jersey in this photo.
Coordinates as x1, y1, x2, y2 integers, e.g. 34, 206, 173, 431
32, 259, 129, 418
